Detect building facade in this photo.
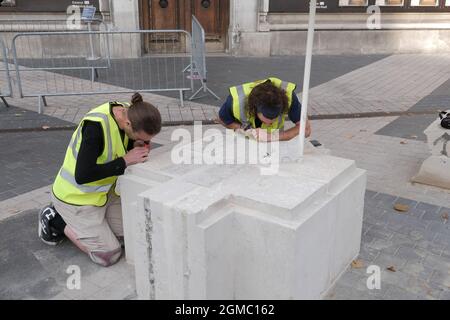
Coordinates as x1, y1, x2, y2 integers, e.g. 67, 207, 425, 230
1, 0, 450, 55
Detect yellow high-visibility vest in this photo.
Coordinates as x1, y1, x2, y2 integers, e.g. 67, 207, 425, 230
229, 77, 297, 132
52, 102, 130, 206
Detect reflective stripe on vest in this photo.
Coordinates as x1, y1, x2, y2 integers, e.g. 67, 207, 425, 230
235, 84, 248, 124
59, 168, 112, 193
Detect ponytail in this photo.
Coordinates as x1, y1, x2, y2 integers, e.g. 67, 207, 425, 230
128, 92, 162, 135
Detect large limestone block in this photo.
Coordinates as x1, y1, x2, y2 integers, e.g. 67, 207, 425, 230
120, 132, 366, 300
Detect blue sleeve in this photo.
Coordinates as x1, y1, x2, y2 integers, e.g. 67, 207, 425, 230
288, 92, 302, 124
219, 95, 237, 125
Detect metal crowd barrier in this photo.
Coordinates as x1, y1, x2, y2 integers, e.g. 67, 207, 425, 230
188, 15, 219, 101
0, 19, 107, 31
0, 19, 108, 49
0, 36, 12, 108
0, 19, 109, 74
11, 30, 193, 113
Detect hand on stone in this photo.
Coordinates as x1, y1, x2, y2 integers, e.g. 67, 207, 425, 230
250, 128, 271, 142
123, 147, 149, 166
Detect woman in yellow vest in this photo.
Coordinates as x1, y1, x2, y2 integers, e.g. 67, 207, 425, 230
218, 77, 311, 141
38, 93, 162, 267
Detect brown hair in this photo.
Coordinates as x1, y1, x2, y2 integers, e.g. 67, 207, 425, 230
247, 80, 289, 118
127, 93, 162, 135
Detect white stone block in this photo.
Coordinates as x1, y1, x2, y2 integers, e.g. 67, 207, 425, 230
118, 174, 160, 264
121, 132, 366, 300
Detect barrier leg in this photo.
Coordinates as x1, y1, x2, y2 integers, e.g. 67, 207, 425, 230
38, 96, 43, 114
189, 81, 220, 101
205, 86, 220, 100
189, 86, 204, 101
179, 90, 185, 108
38, 96, 47, 114
1, 97, 9, 108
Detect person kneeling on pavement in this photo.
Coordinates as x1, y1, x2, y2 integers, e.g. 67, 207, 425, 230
38, 92, 162, 267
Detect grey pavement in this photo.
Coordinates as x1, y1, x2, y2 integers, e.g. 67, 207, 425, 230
5, 54, 450, 126
0, 105, 75, 132
17, 54, 388, 107
0, 130, 73, 201
202, 55, 389, 106
375, 66, 450, 142
0, 129, 161, 202
0, 189, 448, 300
0, 105, 75, 201
375, 114, 437, 142
0, 55, 403, 203
307, 54, 450, 116
3, 54, 392, 126
0, 209, 135, 300
326, 190, 450, 300
1, 54, 450, 300
0, 103, 161, 203
0, 119, 449, 300
411, 77, 450, 113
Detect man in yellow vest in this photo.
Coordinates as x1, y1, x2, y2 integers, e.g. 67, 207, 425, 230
38, 93, 162, 267
218, 77, 311, 141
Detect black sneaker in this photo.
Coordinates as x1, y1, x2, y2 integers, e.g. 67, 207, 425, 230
38, 205, 65, 246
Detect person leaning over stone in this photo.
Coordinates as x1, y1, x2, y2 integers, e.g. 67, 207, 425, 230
38, 93, 162, 267
218, 77, 311, 141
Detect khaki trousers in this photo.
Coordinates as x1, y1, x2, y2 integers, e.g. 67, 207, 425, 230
52, 190, 123, 262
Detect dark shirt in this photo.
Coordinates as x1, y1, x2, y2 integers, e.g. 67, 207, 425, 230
219, 92, 302, 127
74, 108, 133, 185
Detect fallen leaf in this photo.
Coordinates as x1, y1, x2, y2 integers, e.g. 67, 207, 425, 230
400, 141, 407, 145
351, 260, 364, 269
394, 203, 410, 213
387, 266, 396, 272
442, 212, 449, 221
344, 134, 355, 139
42, 126, 50, 130
410, 135, 418, 139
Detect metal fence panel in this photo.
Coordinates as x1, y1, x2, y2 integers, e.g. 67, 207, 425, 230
11, 30, 193, 113
0, 36, 12, 106
189, 15, 219, 101
0, 19, 108, 51
191, 15, 207, 81
0, 19, 108, 74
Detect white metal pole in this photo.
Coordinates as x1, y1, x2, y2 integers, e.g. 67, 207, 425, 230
299, 0, 317, 157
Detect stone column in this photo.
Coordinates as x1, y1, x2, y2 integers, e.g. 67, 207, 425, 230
229, 0, 271, 56
257, 0, 271, 32
109, 0, 141, 58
